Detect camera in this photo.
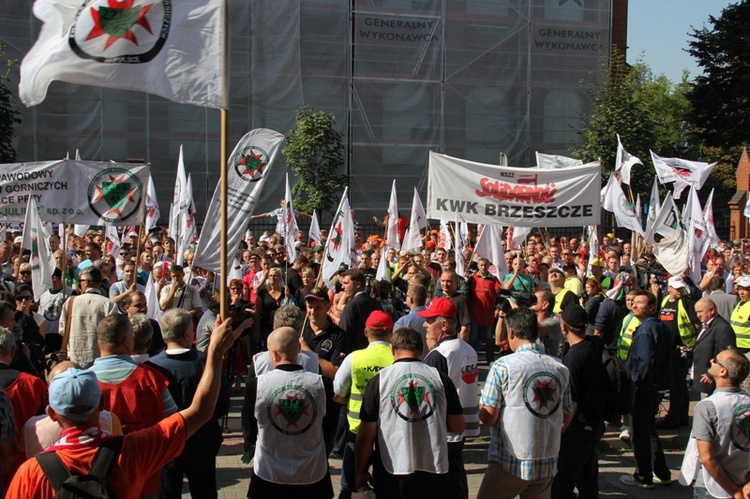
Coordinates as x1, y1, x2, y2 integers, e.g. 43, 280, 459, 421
495, 289, 537, 313
227, 305, 253, 335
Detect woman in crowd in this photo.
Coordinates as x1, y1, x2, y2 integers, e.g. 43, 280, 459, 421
254, 267, 284, 347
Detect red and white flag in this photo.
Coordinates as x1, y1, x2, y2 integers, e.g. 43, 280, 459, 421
651, 151, 715, 194
701, 189, 720, 256
321, 188, 354, 290
144, 274, 162, 322
21, 197, 53, 297
439, 220, 453, 251
176, 173, 197, 266
535, 152, 583, 169
454, 215, 468, 278
168, 145, 188, 247
645, 177, 661, 245
105, 225, 120, 258
19, 0, 227, 109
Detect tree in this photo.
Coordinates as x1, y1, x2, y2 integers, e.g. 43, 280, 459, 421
687, 1, 750, 151
572, 53, 696, 201
283, 106, 347, 219
0, 43, 21, 163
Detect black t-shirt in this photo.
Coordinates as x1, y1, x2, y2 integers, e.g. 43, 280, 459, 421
563, 337, 605, 425
302, 320, 347, 366
360, 358, 463, 422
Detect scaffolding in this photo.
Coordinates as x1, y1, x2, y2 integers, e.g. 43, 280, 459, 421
1, 0, 612, 223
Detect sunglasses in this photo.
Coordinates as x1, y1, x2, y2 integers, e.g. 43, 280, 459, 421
711, 357, 726, 369
16, 296, 32, 301
20, 271, 31, 275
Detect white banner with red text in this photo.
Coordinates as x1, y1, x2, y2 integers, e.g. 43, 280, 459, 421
427, 152, 600, 227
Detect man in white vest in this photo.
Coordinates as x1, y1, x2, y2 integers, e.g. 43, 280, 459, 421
679, 348, 750, 498
354, 327, 465, 498
477, 307, 573, 499
243, 327, 334, 499
421, 297, 479, 499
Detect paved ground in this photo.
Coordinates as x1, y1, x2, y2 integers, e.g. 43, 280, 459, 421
179, 360, 699, 498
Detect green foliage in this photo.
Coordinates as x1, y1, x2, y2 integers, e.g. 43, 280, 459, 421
571, 53, 696, 201
283, 106, 347, 219
0, 44, 20, 163
687, 1, 750, 151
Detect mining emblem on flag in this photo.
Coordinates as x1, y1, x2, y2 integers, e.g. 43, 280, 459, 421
69, 0, 170, 63
233, 146, 270, 183
88, 168, 144, 223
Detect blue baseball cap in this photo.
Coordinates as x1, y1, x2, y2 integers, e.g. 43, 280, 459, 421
49, 368, 102, 422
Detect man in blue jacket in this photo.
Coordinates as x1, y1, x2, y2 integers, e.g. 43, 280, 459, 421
620, 290, 673, 489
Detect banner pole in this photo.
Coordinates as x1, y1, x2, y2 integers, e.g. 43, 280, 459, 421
220, 109, 228, 319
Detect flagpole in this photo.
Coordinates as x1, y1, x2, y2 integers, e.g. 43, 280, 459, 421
220, 109, 229, 319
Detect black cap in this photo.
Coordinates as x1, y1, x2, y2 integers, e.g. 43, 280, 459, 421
561, 304, 588, 329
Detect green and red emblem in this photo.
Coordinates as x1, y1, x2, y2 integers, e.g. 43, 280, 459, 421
69, 0, 170, 63
267, 384, 317, 436
522, 371, 562, 419
234, 146, 269, 183
389, 373, 436, 423
88, 167, 144, 223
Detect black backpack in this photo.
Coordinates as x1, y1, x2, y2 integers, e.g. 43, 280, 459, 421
601, 349, 635, 417
36, 436, 123, 498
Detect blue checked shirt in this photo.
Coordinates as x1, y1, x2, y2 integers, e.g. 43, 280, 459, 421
480, 343, 573, 481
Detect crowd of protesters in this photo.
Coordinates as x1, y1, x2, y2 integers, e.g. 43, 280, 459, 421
0, 220, 748, 499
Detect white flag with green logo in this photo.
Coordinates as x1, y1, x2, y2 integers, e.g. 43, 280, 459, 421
19, 0, 227, 109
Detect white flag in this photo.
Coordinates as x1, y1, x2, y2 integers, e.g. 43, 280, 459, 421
439, 220, 453, 251
283, 174, 300, 262
587, 226, 599, 275
228, 258, 244, 282
474, 224, 507, 278
701, 189, 720, 256
510, 226, 532, 249
145, 175, 160, 232
21, 197, 53, 297
73, 225, 89, 238
194, 129, 285, 272
402, 188, 426, 253
176, 174, 197, 266
651, 196, 682, 240
602, 173, 644, 236
321, 188, 354, 290
454, 215, 467, 278
653, 224, 690, 277
19, 0, 227, 109
308, 210, 322, 248
144, 274, 162, 322
168, 145, 188, 246
535, 152, 583, 169
685, 187, 708, 284
645, 177, 661, 245
635, 194, 642, 228
105, 225, 120, 258
615, 134, 643, 185
651, 151, 715, 190
386, 180, 401, 250
375, 247, 391, 282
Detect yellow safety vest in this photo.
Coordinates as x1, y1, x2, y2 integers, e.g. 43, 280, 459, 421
660, 297, 697, 347
553, 288, 574, 315
730, 300, 750, 349
616, 313, 641, 360
347, 343, 394, 434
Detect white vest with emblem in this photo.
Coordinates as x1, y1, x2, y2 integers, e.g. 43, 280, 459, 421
377, 361, 449, 475
431, 337, 479, 440
497, 348, 570, 460
254, 368, 328, 484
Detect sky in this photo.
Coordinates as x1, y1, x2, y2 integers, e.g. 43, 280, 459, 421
627, 0, 736, 82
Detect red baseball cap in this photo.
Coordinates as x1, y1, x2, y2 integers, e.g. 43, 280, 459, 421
417, 297, 457, 319
366, 311, 394, 331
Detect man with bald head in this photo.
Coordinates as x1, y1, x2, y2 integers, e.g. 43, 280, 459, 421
692, 298, 736, 397
242, 327, 334, 498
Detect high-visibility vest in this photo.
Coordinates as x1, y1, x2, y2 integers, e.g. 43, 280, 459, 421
347, 343, 394, 434
616, 313, 641, 360
660, 297, 696, 347
730, 299, 750, 349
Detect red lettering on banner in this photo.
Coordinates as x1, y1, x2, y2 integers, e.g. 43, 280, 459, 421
475, 176, 557, 204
